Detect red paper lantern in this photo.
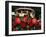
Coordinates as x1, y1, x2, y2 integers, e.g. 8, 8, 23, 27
21, 22, 26, 28
31, 18, 37, 25
23, 15, 28, 23
28, 19, 34, 27
15, 17, 21, 24
28, 18, 37, 27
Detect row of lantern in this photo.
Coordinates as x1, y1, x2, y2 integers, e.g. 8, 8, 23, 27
12, 15, 41, 31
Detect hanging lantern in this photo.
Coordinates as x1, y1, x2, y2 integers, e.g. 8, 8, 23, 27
15, 17, 21, 24
31, 18, 37, 25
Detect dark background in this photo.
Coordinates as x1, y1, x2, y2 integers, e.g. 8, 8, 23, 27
12, 6, 41, 19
